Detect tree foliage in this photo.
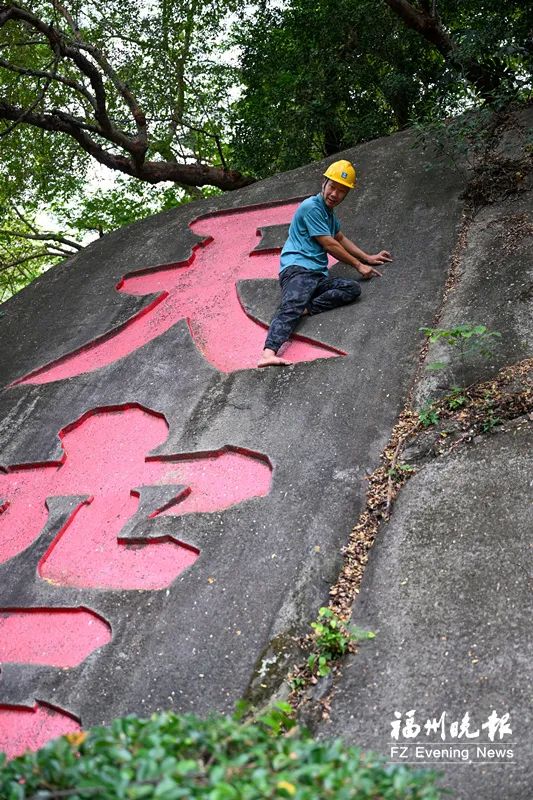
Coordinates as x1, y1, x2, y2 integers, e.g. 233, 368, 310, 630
231, 0, 440, 175
385, 0, 533, 100
0, 0, 244, 299
230, 0, 532, 177
0, 201, 81, 299
0, 0, 249, 191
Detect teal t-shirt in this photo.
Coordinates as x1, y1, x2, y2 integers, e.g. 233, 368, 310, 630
279, 193, 340, 275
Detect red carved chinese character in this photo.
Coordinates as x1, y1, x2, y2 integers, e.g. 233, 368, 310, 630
0, 404, 272, 590
14, 201, 343, 385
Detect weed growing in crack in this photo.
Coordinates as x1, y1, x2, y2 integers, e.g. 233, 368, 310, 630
481, 407, 503, 433
446, 386, 469, 410
308, 607, 375, 678
288, 674, 306, 692
256, 701, 296, 736
387, 462, 416, 480
418, 402, 440, 428
419, 324, 502, 426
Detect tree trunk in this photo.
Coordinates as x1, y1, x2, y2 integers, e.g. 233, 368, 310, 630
383, 0, 505, 101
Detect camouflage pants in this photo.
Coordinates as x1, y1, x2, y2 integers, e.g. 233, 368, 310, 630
264, 265, 361, 353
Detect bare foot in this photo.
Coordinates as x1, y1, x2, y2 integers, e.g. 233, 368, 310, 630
257, 349, 291, 368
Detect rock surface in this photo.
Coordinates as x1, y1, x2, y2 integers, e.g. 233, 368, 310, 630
0, 104, 530, 799
318, 107, 532, 800
320, 422, 532, 799
0, 123, 463, 737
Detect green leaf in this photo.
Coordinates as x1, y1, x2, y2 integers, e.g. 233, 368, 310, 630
349, 627, 376, 642
153, 776, 180, 798
209, 783, 239, 800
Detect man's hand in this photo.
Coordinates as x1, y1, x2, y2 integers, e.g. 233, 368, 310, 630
316, 235, 392, 277
366, 250, 393, 266
357, 264, 382, 280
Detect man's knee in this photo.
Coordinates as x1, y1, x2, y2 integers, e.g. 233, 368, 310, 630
346, 280, 361, 301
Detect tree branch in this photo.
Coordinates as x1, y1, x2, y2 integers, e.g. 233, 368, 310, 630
383, 0, 454, 58
168, 0, 198, 132
383, 0, 506, 99
0, 100, 252, 188
0, 54, 59, 138
76, 40, 148, 149
0, 3, 254, 190
51, 0, 81, 39
0, 55, 98, 112
0, 229, 82, 250
47, 245, 77, 256
0, 250, 62, 273
9, 202, 39, 234
0, 4, 126, 143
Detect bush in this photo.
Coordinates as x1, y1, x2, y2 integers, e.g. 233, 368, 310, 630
0, 709, 445, 799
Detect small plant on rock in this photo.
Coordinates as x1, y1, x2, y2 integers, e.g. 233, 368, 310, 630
481, 407, 503, 433
446, 386, 468, 410
388, 462, 416, 480
308, 607, 375, 678
412, 105, 497, 173
421, 323, 501, 382
418, 402, 440, 428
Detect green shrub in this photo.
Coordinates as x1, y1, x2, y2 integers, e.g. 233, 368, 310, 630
0, 709, 445, 799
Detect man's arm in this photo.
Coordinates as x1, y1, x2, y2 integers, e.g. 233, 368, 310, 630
315, 233, 387, 279
335, 232, 393, 267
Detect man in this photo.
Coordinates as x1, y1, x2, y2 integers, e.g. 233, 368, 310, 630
258, 159, 392, 368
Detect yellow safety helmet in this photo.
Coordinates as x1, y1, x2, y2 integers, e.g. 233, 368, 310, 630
323, 159, 356, 189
